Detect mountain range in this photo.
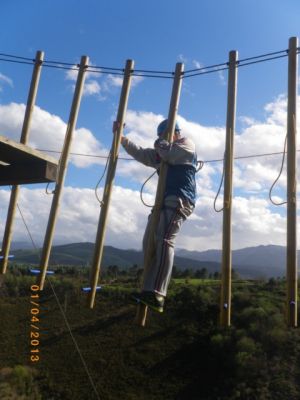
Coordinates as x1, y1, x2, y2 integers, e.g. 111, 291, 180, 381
5, 241, 297, 279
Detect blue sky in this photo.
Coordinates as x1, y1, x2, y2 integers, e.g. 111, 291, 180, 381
0, 1, 300, 251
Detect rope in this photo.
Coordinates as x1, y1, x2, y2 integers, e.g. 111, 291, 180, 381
140, 170, 156, 208
45, 182, 55, 195
14, 197, 101, 400
213, 154, 226, 213
46, 278, 101, 400
139, 160, 204, 208
95, 151, 111, 206
269, 134, 287, 206
0, 47, 293, 79
35, 147, 300, 164
196, 160, 204, 172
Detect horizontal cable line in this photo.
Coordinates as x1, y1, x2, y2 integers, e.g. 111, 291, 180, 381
238, 53, 289, 68
132, 72, 174, 79
185, 61, 228, 74
0, 46, 294, 80
184, 49, 288, 75
183, 53, 289, 79
36, 147, 297, 164
43, 59, 76, 67
133, 68, 173, 75
238, 49, 288, 63
0, 52, 33, 61
36, 148, 133, 161
184, 66, 229, 79
87, 64, 124, 72
42, 63, 79, 71
87, 68, 124, 76
0, 57, 34, 66
205, 149, 293, 164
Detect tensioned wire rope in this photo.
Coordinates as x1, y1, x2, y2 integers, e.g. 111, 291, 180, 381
35, 147, 297, 163
36, 144, 294, 208
1, 47, 294, 206
0, 47, 299, 79
14, 197, 101, 400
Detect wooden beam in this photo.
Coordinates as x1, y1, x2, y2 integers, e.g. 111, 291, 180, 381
286, 36, 298, 327
38, 55, 89, 290
135, 62, 184, 327
220, 50, 238, 327
0, 160, 57, 186
0, 51, 44, 274
0, 135, 58, 165
87, 59, 134, 309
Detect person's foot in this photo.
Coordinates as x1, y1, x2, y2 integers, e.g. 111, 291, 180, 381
131, 291, 165, 313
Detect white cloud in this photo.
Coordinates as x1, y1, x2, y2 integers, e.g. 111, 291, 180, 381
218, 70, 226, 85
0, 186, 288, 252
0, 102, 107, 168
66, 63, 143, 99
65, 62, 102, 98
178, 54, 188, 64
105, 73, 144, 90
192, 60, 203, 69
0, 73, 13, 91
1, 93, 300, 252
0, 186, 151, 249
83, 80, 101, 96
106, 74, 123, 87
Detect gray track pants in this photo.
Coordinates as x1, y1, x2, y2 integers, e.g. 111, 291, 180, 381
142, 196, 194, 297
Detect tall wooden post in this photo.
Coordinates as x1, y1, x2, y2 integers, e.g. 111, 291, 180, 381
286, 37, 298, 327
38, 55, 89, 290
87, 59, 134, 308
220, 51, 238, 327
135, 62, 184, 326
1, 50, 44, 274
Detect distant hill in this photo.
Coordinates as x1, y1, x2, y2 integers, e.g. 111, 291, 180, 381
10, 242, 220, 273
7, 242, 297, 278
177, 245, 291, 278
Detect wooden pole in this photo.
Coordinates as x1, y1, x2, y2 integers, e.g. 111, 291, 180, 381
220, 50, 238, 327
87, 59, 134, 308
135, 62, 184, 326
286, 36, 298, 327
38, 55, 89, 290
0, 50, 44, 274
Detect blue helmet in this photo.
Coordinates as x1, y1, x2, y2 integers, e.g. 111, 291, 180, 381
157, 119, 181, 136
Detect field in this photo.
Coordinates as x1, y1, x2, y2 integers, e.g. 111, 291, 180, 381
0, 269, 300, 399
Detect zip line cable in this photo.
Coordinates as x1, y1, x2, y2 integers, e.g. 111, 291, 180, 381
13, 195, 101, 400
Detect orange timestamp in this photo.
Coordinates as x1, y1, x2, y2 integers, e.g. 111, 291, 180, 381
30, 284, 41, 362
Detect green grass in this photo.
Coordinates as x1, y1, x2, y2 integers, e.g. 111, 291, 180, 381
1, 273, 300, 399
172, 278, 254, 286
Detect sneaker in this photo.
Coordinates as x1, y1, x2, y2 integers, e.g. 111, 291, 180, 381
131, 291, 165, 313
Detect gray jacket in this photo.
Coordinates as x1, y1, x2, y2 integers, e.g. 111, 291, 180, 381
122, 136, 197, 205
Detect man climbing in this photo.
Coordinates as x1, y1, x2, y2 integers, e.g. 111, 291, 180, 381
120, 119, 197, 312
